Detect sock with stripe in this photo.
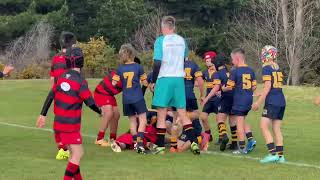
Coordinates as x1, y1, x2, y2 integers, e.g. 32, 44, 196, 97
170, 137, 178, 149
205, 129, 213, 142
64, 161, 79, 180
217, 124, 222, 141
74, 167, 82, 180
156, 128, 166, 147
192, 119, 202, 144
137, 132, 144, 147
239, 141, 246, 150
266, 143, 276, 155
246, 132, 253, 141
218, 122, 228, 139
230, 125, 238, 145
276, 146, 284, 157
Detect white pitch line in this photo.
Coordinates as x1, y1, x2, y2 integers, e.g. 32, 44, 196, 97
1, 121, 320, 170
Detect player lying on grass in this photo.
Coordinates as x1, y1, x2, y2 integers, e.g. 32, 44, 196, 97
37, 31, 76, 160
169, 57, 205, 153
200, 51, 222, 144
110, 110, 173, 152
252, 45, 286, 163
202, 54, 238, 151
0, 64, 14, 78
223, 48, 257, 154
112, 44, 149, 154
37, 47, 102, 180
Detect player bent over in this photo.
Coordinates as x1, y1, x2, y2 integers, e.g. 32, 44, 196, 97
94, 69, 122, 147
37, 47, 102, 180
202, 54, 238, 151
252, 46, 286, 163
37, 31, 76, 160
112, 44, 148, 154
223, 48, 257, 154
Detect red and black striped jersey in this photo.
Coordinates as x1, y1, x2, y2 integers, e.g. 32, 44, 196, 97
53, 69, 95, 133
94, 70, 122, 96
50, 53, 67, 80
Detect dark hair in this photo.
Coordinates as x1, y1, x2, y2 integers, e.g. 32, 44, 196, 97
59, 31, 77, 49
231, 48, 245, 55
134, 57, 141, 64
66, 47, 84, 69
213, 54, 227, 69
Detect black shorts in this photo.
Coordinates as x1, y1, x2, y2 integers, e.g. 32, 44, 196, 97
186, 99, 198, 112
202, 100, 220, 114
123, 99, 147, 116
179, 132, 191, 142
218, 96, 233, 114
231, 109, 250, 116
262, 104, 285, 120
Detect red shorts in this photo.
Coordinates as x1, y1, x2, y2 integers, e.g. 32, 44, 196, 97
94, 92, 117, 107
56, 132, 83, 145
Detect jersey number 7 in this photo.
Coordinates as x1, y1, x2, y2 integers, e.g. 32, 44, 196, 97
123, 72, 134, 88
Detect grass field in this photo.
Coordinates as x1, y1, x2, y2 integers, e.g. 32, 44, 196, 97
1, 79, 320, 180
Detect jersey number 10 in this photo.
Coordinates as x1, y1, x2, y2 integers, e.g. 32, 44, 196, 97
123, 72, 134, 88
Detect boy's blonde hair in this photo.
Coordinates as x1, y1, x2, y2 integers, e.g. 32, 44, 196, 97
119, 43, 136, 63
161, 16, 176, 30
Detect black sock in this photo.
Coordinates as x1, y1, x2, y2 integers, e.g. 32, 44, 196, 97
192, 119, 202, 137
156, 128, 166, 147
239, 141, 245, 150
276, 146, 284, 157
246, 132, 253, 141
230, 125, 237, 144
132, 134, 137, 144
205, 130, 211, 135
183, 124, 197, 144
266, 143, 276, 155
137, 132, 144, 147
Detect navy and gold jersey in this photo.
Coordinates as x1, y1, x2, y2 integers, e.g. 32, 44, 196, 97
113, 62, 147, 104
262, 65, 286, 107
184, 60, 202, 100
203, 68, 219, 101
213, 66, 233, 97
227, 65, 257, 111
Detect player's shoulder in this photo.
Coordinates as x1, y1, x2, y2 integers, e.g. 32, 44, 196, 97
155, 36, 165, 44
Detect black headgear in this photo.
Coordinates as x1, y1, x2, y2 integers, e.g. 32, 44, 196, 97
59, 31, 77, 49
66, 47, 84, 69
212, 54, 227, 70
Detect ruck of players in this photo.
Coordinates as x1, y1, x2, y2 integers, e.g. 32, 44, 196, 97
35, 16, 287, 180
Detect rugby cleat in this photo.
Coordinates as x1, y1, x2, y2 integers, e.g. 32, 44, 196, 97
232, 149, 247, 155
191, 142, 200, 155
246, 139, 257, 153
110, 139, 121, 153
219, 135, 229, 151
152, 147, 165, 155
227, 143, 238, 150
56, 148, 70, 160
200, 132, 210, 151
277, 156, 286, 164
260, 154, 279, 164
95, 139, 110, 147
136, 146, 146, 154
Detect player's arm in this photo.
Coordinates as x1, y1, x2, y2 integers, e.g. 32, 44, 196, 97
252, 71, 270, 111
80, 81, 102, 115
202, 84, 220, 106
222, 70, 235, 92
37, 86, 55, 128
112, 73, 120, 87
151, 37, 163, 91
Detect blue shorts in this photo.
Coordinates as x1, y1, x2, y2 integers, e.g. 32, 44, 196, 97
218, 95, 233, 115
262, 104, 285, 120
186, 99, 198, 112
202, 100, 220, 114
123, 99, 147, 116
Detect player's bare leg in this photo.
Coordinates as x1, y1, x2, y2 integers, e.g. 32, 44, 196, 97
109, 106, 120, 140
95, 105, 113, 147
136, 112, 147, 154
200, 112, 213, 142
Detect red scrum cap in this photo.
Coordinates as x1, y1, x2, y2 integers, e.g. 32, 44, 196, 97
203, 51, 217, 61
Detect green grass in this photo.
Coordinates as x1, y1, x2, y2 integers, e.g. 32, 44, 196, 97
0, 79, 320, 180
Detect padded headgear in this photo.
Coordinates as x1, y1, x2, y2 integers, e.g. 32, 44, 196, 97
66, 47, 84, 69
59, 31, 77, 49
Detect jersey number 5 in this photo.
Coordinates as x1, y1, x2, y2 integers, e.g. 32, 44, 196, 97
123, 72, 134, 88
242, 74, 252, 89
272, 72, 283, 88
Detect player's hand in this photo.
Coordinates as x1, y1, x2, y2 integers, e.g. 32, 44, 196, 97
221, 85, 228, 92
149, 83, 155, 92
201, 98, 208, 107
253, 91, 262, 97
36, 115, 46, 128
251, 102, 260, 111
3, 65, 14, 76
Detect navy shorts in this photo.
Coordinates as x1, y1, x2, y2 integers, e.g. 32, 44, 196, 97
202, 100, 220, 114
231, 109, 250, 116
186, 99, 198, 112
262, 104, 285, 120
123, 99, 147, 116
179, 132, 191, 142
218, 96, 233, 115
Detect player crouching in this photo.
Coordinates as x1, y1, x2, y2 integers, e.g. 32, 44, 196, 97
37, 47, 102, 180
